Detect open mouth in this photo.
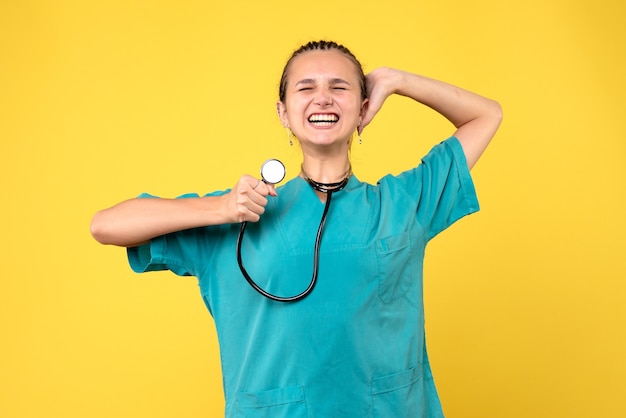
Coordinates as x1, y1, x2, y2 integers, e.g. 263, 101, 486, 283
308, 113, 339, 127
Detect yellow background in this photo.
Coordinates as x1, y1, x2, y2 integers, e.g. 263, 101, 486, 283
1, 1, 625, 417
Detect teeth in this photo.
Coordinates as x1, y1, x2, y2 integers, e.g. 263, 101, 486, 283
309, 114, 338, 123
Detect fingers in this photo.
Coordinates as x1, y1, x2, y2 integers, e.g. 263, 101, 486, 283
248, 178, 278, 198
266, 183, 278, 197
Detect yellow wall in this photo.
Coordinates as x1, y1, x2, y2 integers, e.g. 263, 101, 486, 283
2, 1, 624, 417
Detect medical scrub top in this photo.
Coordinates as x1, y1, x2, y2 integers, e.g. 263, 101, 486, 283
128, 137, 479, 418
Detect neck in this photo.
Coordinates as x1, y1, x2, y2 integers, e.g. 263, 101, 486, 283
301, 165, 351, 194
299, 153, 351, 184
300, 164, 351, 187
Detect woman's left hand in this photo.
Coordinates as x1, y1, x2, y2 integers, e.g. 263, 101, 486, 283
360, 66, 502, 169
359, 67, 403, 134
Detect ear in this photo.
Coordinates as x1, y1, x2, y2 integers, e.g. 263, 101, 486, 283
359, 98, 370, 119
358, 98, 369, 133
276, 101, 289, 128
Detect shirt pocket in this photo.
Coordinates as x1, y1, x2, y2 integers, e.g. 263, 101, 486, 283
375, 232, 416, 303
233, 385, 308, 418
371, 365, 424, 418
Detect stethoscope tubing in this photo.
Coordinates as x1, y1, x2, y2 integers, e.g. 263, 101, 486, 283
236, 191, 333, 302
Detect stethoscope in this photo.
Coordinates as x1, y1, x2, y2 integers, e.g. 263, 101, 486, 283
236, 159, 349, 302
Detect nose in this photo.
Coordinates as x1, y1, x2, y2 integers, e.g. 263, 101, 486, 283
313, 88, 333, 106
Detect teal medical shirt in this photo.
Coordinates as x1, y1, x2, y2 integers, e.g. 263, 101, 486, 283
128, 137, 479, 417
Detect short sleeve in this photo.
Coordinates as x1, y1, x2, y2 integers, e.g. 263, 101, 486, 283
126, 192, 220, 277
396, 137, 480, 241
127, 231, 200, 277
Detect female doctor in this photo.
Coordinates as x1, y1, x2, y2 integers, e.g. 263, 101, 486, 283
91, 40, 502, 417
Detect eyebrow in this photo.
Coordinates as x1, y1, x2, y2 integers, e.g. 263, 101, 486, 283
295, 78, 351, 86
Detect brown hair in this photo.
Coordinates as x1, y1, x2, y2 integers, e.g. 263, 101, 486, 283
278, 40, 367, 103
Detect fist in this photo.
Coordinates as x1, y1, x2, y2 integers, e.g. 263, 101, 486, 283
227, 175, 277, 223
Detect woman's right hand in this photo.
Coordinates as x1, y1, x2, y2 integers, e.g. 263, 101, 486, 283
224, 175, 277, 223
91, 174, 277, 247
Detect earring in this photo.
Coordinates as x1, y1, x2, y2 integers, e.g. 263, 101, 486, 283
354, 129, 362, 145
286, 128, 293, 146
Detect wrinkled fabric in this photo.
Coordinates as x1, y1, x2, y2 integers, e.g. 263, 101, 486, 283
128, 137, 479, 417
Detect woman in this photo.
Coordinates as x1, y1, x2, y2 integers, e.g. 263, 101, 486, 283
91, 40, 502, 417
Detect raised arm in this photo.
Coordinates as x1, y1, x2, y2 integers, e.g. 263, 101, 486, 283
360, 67, 502, 169
90, 175, 276, 247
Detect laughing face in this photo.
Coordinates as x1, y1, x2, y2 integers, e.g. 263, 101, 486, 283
277, 49, 368, 153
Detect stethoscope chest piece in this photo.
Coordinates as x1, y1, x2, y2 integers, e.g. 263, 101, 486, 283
260, 159, 286, 185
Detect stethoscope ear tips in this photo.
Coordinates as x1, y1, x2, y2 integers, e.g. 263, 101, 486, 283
260, 159, 286, 185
